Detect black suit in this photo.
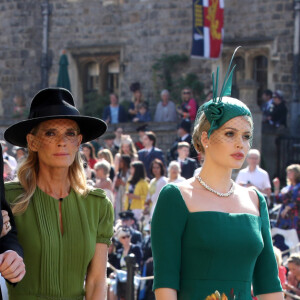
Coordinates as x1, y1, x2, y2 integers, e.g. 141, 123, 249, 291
168, 134, 198, 162
180, 157, 199, 179
138, 147, 165, 179
0, 147, 23, 256
129, 227, 143, 247
0, 147, 23, 298
115, 244, 143, 269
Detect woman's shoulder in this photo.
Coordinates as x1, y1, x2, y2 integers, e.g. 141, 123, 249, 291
137, 178, 149, 185
5, 181, 23, 192
158, 176, 168, 184
4, 181, 24, 204
158, 183, 188, 206
234, 184, 263, 214
175, 177, 195, 190
84, 188, 113, 214
86, 188, 111, 203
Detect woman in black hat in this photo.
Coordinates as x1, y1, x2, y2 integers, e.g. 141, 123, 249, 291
4, 88, 114, 300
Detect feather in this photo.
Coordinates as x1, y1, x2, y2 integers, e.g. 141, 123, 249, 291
219, 46, 241, 100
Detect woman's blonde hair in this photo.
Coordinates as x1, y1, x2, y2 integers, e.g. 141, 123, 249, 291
287, 253, 300, 266
11, 128, 89, 215
119, 135, 137, 157
97, 148, 113, 165
286, 164, 300, 185
273, 246, 283, 266
94, 160, 111, 176
192, 113, 211, 154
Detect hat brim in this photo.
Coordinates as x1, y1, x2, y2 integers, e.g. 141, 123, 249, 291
4, 115, 107, 147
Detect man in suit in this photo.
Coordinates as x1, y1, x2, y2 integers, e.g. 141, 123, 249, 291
167, 119, 197, 162
177, 142, 199, 179
118, 211, 142, 247
102, 93, 127, 124
0, 146, 25, 298
138, 131, 165, 179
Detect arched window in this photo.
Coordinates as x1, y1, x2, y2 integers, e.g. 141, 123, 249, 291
253, 55, 268, 106
86, 62, 100, 93
107, 61, 120, 94
231, 56, 245, 99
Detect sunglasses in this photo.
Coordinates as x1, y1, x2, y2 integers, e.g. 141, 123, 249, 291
182, 91, 191, 95
120, 235, 130, 239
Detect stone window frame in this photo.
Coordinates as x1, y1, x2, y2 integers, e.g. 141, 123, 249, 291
221, 45, 272, 104
70, 46, 121, 97
79, 55, 120, 96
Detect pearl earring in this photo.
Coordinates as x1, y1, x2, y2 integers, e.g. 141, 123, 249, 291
205, 145, 208, 148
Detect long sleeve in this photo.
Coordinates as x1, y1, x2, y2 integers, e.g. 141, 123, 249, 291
252, 190, 282, 296
0, 146, 23, 257
151, 184, 188, 291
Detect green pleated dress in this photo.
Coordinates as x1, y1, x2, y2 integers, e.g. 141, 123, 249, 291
5, 182, 114, 300
151, 184, 282, 300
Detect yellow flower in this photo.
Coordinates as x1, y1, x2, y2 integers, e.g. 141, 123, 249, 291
205, 291, 228, 300
205, 291, 221, 300
221, 293, 228, 300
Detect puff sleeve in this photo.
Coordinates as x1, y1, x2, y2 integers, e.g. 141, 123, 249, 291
252, 191, 282, 296
96, 195, 114, 246
151, 184, 188, 291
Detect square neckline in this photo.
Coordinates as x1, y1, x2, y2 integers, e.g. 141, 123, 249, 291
172, 183, 262, 219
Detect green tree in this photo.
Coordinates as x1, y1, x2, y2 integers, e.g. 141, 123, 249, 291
152, 54, 204, 105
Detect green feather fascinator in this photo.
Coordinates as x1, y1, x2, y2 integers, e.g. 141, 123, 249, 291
195, 46, 252, 138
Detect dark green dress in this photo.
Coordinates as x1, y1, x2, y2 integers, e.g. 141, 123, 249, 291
5, 182, 114, 300
151, 184, 282, 300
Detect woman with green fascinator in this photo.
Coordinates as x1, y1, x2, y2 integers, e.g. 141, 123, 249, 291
151, 48, 284, 300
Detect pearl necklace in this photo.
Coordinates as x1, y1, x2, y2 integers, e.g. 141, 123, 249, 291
196, 175, 235, 197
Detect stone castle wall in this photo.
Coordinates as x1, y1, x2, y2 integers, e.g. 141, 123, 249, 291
0, 0, 295, 114
0, 0, 297, 175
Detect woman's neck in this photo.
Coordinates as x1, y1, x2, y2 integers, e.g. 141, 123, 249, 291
199, 161, 233, 193
37, 166, 71, 199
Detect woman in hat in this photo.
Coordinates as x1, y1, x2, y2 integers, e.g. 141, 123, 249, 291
151, 49, 283, 300
4, 87, 114, 300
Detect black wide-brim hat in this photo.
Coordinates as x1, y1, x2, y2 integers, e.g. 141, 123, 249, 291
4, 87, 107, 147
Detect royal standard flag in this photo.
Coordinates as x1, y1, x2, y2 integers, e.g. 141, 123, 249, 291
191, 0, 224, 58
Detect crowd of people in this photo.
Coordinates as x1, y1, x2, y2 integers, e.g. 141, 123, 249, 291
260, 89, 288, 129
1, 113, 299, 299
101, 82, 200, 125
0, 76, 296, 300
0, 84, 203, 299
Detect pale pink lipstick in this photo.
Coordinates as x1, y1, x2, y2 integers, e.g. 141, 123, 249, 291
53, 153, 69, 156
231, 152, 244, 160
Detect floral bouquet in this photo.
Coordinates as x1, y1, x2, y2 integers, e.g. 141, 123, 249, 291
205, 288, 236, 300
